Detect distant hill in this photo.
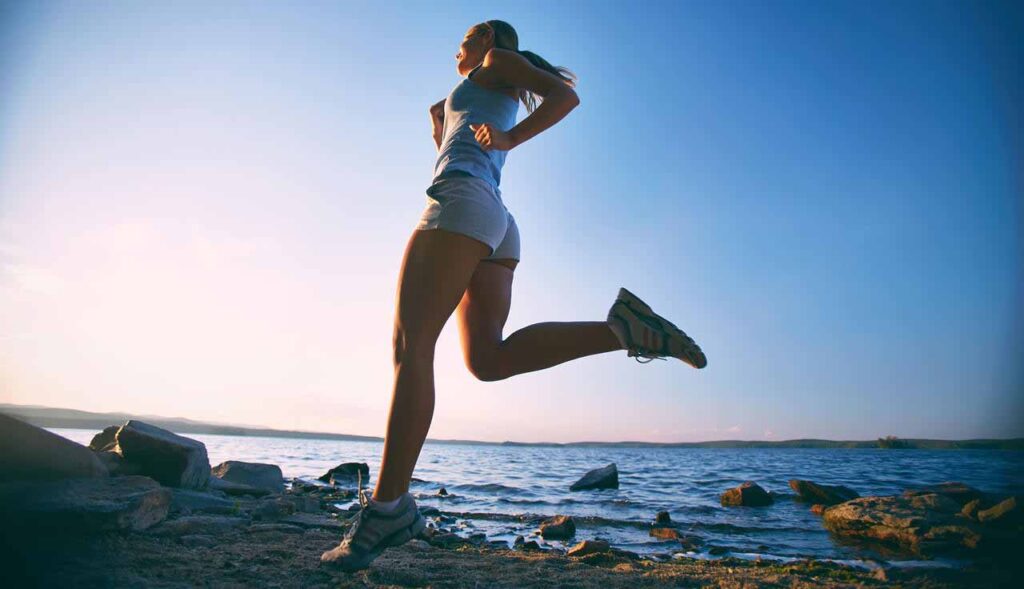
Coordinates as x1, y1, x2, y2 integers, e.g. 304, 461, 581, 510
2, 403, 1022, 449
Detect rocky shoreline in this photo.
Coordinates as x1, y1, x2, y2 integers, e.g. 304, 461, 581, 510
1, 414, 1020, 587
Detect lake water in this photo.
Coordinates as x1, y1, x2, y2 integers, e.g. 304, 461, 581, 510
50, 428, 1024, 566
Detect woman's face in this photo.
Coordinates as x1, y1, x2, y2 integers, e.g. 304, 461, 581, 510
455, 25, 492, 76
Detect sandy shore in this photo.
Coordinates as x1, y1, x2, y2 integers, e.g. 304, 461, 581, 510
8, 511, 1016, 588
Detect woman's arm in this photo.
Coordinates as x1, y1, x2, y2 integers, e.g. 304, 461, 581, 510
430, 98, 445, 150
468, 48, 579, 152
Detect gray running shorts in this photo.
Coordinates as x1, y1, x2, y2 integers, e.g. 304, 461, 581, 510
416, 174, 520, 261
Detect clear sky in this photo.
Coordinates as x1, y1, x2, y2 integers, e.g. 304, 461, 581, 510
1, 0, 1021, 443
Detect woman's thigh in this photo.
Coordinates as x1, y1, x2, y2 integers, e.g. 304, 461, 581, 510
394, 227, 491, 355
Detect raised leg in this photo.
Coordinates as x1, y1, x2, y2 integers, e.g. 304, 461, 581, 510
372, 227, 490, 502
455, 259, 623, 382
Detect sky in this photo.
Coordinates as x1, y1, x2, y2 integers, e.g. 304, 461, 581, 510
1, 0, 1021, 443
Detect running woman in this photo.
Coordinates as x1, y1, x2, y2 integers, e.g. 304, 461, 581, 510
321, 19, 706, 572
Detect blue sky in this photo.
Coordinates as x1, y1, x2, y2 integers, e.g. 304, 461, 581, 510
1, 0, 1020, 442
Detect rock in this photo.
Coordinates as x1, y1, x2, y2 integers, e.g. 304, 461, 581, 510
654, 510, 671, 525
429, 532, 467, 548
902, 482, 984, 506
178, 534, 216, 547
649, 527, 681, 540
961, 499, 982, 520
513, 535, 525, 547
437, 487, 449, 496
567, 539, 610, 557
708, 546, 729, 555
278, 512, 345, 531
519, 540, 542, 551
288, 495, 321, 513
318, 462, 369, 484
570, 463, 619, 491
114, 421, 210, 489
539, 514, 576, 539
823, 493, 984, 554
0, 414, 109, 482
420, 506, 441, 516
978, 497, 1018, 525
253, 497, 295, 521
88, 426, 120, 452
169, 488, 238, 515
0, 474, 169, 531
789, 479, 859, 505
720, 482, 773, 507
211, 461, 284, 494
810, 504, 826, 515
149, 514, 249, 537
247, 523, 304, 534
94, 450, 143, 477
207, 476, 272, 497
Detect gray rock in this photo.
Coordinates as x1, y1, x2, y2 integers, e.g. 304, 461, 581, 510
178, 534, 216, 547
278, 512, 346, 531
539, 514, 576, 539
211, 461, 284, 494
207, 475, 272, 497
720, 481, 773, 507
318, 462, 369, 484
253, 497, 295, 521
0, 413, 108, 482
247, 523, 304, 534
169, 488, 238, 515
654, 510, 672, 525
149, 514, 249, 537
0, 475, 170, 531
789, 479, 859, 505
114, 421, 210, 489
570, 463, 619, 491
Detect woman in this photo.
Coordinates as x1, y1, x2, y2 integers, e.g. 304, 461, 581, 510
321, 20, 706, 572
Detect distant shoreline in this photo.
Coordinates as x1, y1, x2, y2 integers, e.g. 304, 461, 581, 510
4, 403, 1022, 450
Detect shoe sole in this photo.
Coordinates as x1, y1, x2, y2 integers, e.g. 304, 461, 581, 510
321, 511, 427, 572
616, 287, 707, 369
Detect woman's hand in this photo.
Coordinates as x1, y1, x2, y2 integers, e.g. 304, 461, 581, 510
469, 123, 517, 151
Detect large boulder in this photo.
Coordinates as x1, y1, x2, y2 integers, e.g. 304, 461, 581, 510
318, 462, 369, 485
789, 479, 859, 505
0, 475, 170, 531
0, 413, 108, 482
169, 488, 238, 516
211, 461, 283, 494
207, 476, 272, 497
720, 481, 773, 507
113, 421, 210, 489
569, 463, 619, 491
822, 493, 983, 554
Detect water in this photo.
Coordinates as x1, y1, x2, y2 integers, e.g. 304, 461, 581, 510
51, 428, 1023, 565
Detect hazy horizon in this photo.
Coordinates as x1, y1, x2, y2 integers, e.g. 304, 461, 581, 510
1, 1, 1021, 444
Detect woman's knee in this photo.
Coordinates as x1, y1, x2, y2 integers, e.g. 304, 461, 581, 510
393, 325, 439, 365
465, 348, 507, 382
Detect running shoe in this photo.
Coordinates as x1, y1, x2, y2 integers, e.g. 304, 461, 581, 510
320, 471, 426, 572
606, 287, 707, 368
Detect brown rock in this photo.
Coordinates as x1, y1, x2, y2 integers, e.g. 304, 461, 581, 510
649, 527, 681, 540
720, 481, 773, 507
823, 493, 983, 554
88, 426, 120, 452
567, 539, 610, 557
789, 479, 859, 505
810, 504, 826, 515
902, 482, 984, 506
0, 413, 108, 482
539, 514, 576, 539
961, 499, 982, 520
978, 497, 1018, 525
